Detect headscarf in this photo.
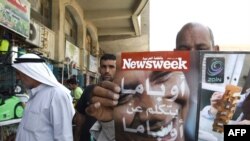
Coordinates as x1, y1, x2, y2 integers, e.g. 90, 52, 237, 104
12, 53, 70, 94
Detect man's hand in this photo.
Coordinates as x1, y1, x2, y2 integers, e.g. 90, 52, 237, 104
236, 120, 250, 125
73, 111, 85, 141
210, 91, 223, 115
86, 81, 120, 122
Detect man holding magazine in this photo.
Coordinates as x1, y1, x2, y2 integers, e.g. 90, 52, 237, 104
85, 22, 220, 141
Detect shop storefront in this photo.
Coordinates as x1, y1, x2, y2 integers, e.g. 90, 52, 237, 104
0, 0, 101, 140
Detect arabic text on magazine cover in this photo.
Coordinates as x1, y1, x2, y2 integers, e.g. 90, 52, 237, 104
113, 51, 199, 141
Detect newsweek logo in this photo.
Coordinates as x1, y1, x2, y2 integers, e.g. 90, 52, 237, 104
121, 51, 190, 71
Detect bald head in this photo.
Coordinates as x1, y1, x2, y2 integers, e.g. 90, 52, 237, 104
175, 22, 218, 51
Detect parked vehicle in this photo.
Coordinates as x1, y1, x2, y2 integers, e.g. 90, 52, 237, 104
0, 95, 24, 121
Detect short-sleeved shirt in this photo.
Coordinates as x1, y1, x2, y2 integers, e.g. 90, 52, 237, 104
73, 86, 83, 100
75, 84, 97, 141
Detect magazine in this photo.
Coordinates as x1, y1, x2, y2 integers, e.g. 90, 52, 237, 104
113, 51, 250, 141
198, 51, 250, 141
113, 51, 199, 141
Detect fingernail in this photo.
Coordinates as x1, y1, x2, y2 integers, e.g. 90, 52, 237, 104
94, 102, 100, 108
113, 94, 119, 100
115, 86, 121, 93
113, 101, 118, 105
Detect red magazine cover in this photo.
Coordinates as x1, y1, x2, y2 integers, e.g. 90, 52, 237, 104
113, 51, 200, 141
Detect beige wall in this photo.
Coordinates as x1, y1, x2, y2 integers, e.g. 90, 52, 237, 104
50, 0, 99, 72
219, 44, 250, 51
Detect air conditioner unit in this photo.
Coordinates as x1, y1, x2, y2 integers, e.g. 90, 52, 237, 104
26, 19, 41, 47
40, 26, 55, 60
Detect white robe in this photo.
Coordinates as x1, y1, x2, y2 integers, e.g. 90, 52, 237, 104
12, 54, 75, 141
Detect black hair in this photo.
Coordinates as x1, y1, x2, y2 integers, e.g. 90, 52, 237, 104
67, 78, 77, 84
100, 53, 116, 64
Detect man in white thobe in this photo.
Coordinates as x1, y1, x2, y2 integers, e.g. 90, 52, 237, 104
13, 53, 75, 141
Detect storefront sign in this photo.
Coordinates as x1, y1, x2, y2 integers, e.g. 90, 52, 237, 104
83, 48, 88, 68
65, 40, 80, 67
89, 54, 97, 73
0, 0, 30, 38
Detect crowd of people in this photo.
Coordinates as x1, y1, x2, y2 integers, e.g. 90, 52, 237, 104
11, 22, 250, 141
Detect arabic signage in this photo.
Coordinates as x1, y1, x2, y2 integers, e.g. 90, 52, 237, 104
65, 40, 79, 67
0, 0, 30, 38
82, 48, 88, 68
88, 54, 97, 73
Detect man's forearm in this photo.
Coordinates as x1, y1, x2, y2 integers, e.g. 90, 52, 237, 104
73, 112, 86, 141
